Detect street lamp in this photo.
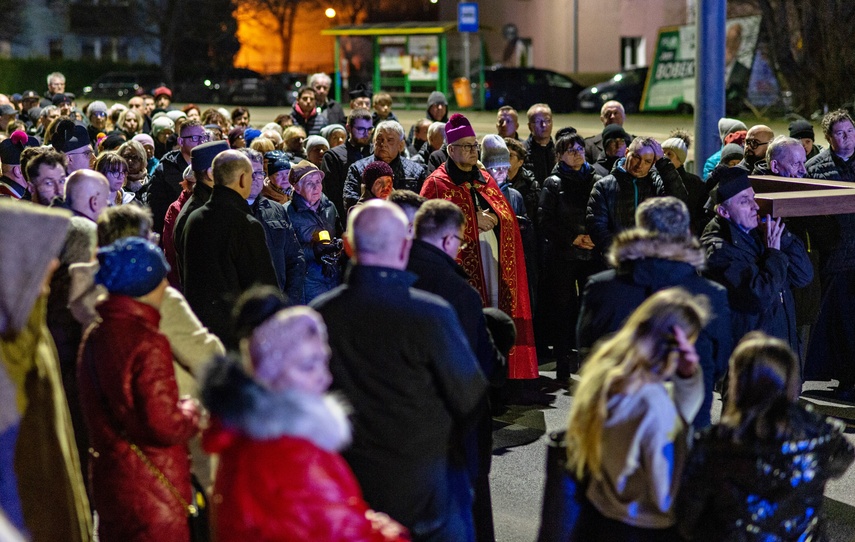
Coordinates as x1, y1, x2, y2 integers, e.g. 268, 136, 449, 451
325, 7, 336, 18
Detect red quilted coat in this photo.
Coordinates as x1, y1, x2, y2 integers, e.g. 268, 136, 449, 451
201, 357, 407, 542
78, 295, 197, 542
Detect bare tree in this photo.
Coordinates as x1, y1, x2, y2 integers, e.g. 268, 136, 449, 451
236, 0, 309, 72
748, 1, 855, 114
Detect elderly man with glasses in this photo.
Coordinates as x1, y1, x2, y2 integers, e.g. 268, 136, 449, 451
421, 113, 539, 383
342, 119, 427, 211
147, 119, 210, 234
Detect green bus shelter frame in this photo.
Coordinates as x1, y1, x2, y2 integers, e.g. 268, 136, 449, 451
321, 21, 484, 109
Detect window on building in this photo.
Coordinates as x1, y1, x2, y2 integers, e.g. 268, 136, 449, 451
49, 39, 63, 60
81, 39, 97, 61
621, 37, 645, 70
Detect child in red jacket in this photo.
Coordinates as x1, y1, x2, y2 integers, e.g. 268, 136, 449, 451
201, 306, 408, 541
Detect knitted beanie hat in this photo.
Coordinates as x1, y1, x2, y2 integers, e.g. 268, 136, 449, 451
718, 118, 748, 144
661, 137, 688, 164
362, 160, 394, 188
789, 119, 815, 141
95, 237, 169, 297
480, 134, 511, 169
719, 143, 745, 165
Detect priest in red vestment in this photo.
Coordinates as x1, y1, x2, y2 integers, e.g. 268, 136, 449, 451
420, 113, 538, 380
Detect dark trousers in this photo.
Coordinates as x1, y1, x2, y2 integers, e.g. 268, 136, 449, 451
538, 259, 602, 358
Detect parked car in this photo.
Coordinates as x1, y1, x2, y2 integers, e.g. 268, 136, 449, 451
577, 66, 649, 114
82, 71, 163, 99
471, 67, 583, 113
267, 72, 309, 106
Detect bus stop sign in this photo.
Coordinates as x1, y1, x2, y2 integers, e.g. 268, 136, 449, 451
458, 3, 479, 33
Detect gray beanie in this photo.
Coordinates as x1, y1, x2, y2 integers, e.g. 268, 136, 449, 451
719, 143, 744, 164
427, 91, 448, 107
87, 101, 108, 116
718, 117, 748, 144
304, 135, 329, 153
661, 137, 688, 164
480, 134, 511, 169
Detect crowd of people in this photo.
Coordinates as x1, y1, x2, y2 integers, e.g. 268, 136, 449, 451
0, 68, 854, 542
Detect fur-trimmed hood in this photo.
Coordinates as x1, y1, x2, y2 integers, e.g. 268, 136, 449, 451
608, 228, 706, 270
200, 355, 351, 452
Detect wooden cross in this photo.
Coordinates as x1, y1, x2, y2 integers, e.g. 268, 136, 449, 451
749, 175, 855, 217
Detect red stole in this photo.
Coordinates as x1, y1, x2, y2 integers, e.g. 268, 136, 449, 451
421, 163, 538, 379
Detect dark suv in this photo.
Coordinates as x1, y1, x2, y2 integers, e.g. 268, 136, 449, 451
473, 67, 583, 113
82, 71, 163, 99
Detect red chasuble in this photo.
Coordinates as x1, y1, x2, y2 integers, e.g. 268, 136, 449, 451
421, 163, 538, 379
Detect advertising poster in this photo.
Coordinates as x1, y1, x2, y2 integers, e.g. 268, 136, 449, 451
379, 36, 407, 73
408, 36, 440, 81
642, 16, 761, 112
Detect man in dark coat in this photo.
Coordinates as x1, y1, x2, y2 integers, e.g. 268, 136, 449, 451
182, 150, 278, 345
804, 109, 855, 399
523, 103, 555, 185
586, 136, 688, 255
310, 200, 487, 542
343, 120, 427, 211
406, 199, 506, 542
310, 72, 346, 126
242, 147, 306, 305
147, 120, 209, 233
578, 197, 732, 428
172, 140, 228, 283
320, 107, 373, 218
701, 166, 812, 358
584, 100, 627, 164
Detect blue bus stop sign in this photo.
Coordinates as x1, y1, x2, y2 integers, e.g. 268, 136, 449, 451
458, 3, 479, 33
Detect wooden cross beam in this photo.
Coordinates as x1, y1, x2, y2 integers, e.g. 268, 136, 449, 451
749, 175, 855, 217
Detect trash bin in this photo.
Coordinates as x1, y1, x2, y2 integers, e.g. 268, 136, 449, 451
452, 77, 473, 108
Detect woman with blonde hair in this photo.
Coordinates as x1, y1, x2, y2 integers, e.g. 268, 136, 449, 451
566, 287, 708, 541
678, 332, 854, 541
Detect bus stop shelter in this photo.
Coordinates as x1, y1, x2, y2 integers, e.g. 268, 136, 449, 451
321, 21, 484, 109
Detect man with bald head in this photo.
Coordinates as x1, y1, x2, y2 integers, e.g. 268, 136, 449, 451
181, 149, 278, 344
585, 100, 628, 164
310, 199, 487, 542
64, 170, 110, 221
738, 124, 775, 173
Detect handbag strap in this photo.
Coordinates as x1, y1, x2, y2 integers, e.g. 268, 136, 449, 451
82, 325, 197, 516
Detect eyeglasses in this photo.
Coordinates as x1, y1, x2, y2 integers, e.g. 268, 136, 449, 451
181, 134, 210, 143
745, 138, 769, 149
106, 169, 127, 177
450, 143, 481, 153
565, 147, 585, 156
90, 111, 107, 118
448, 233, 468, 250
67, 148, 93, 158
352, 126, 374, 135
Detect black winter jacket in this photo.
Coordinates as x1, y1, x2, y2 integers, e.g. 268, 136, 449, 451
805, 148, 855, 274
147, 150, 188, 234
678, 402, 854, 541
309, 265, 486, 533
701, 215, 813, 353
538, 162, 600, 261
320, 139, 371, 219
343, 154, 427, 210
586, 156, 687, 253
